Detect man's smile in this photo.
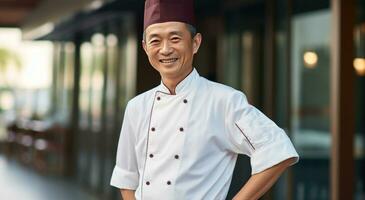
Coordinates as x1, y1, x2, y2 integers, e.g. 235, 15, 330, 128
159, 58, 179, 63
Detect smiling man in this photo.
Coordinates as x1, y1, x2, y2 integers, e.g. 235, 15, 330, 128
143, 21, 200, 94
110, 0, 299, 200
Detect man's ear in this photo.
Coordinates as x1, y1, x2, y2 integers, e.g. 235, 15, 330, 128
192, 33, 202, 54
142, 40, 148, 54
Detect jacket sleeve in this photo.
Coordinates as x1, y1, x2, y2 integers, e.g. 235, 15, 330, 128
225, 91, 299, 175
110, 102, 139, 189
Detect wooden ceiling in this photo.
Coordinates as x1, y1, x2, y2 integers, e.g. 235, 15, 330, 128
0, 0, 41, 27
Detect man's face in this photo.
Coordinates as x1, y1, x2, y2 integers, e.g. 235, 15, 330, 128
142, 22, 202, 80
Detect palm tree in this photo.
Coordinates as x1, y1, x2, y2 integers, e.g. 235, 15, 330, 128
0, 48, 21, 113
0, 47, 21, 87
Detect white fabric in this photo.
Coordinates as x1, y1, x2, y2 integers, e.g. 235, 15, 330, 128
110, 68, 299, 200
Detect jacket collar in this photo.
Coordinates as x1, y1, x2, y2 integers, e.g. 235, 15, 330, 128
158, 68, 199, 95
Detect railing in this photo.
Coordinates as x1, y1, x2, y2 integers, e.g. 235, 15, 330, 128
3, 119, 69, 175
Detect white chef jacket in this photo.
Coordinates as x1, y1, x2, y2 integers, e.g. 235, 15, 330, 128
110, 68, 299, 200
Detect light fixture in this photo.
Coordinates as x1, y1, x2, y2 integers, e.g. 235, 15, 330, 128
353, 58, 365, 76
91, 33, 105, 46
106, 34, 118, 47
85, 0, 104, 11
303, 51, 318, 69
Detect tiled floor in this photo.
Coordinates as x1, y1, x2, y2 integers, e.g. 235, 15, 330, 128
0, 155, 99, 200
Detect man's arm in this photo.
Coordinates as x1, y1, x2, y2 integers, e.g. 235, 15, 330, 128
233, 157, 297, 200
111, 102, 139, 198
120, 189, 136, 200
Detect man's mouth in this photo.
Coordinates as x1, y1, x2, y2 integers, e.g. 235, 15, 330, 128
159, 58, 178, 63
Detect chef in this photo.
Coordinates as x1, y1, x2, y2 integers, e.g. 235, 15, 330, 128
110, 0, 299, 199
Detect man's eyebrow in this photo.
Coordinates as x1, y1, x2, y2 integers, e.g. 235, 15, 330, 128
169, 31, 183, 36
147, 33, 160, 40
147, 31, 184, 40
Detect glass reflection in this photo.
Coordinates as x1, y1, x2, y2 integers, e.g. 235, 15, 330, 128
291, 9, 331, 200
354, 1, 365, 197
60, 42, 75, 124
90, 33, 105, 132
79, 42, 92, 129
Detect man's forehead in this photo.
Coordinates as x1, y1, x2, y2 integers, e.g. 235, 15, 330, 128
145, 22, 188, 37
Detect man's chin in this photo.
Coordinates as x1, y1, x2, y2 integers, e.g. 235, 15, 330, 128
157, 64, 179, 73
157, 62, 178, 69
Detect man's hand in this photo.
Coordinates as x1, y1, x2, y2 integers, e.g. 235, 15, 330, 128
233, 157, 297, 200
120, 189, 136, 200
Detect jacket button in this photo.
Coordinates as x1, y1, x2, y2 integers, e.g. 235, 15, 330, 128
149, 154, 154, 158
183, 99, 188, 103
167, 181, 171, 185
151, 127, 155, 132
146, 181, 150, 185
174, 155, 179, 159
179, 127, 184, 132
157, 96, 161, 101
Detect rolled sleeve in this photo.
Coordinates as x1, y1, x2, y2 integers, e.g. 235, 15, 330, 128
225, 91, 299, 174
110, 102, 140, 189
110, 165, 139, 190
250, 130, 299, 174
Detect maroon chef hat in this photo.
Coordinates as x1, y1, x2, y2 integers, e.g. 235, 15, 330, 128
144, 0, 196, 30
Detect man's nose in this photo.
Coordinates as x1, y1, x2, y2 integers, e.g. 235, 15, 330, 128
160, 41, 173, 55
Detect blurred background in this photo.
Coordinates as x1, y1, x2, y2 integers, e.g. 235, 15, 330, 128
0, 0, 363, 199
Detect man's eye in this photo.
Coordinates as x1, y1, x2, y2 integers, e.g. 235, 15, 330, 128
149, 40, 160, 44
171, 37, 181, 42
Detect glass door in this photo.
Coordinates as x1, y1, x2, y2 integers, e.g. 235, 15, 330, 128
289, 1, 331, 199
354, 0, 365, 198
221, 2, 266, 199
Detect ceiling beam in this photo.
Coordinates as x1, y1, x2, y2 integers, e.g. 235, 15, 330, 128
0, 0, 40, 27
21, 0, 109, 40
0, 0, 39, 9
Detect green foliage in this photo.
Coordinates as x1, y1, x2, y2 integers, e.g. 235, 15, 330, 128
0, 47, 21, 73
